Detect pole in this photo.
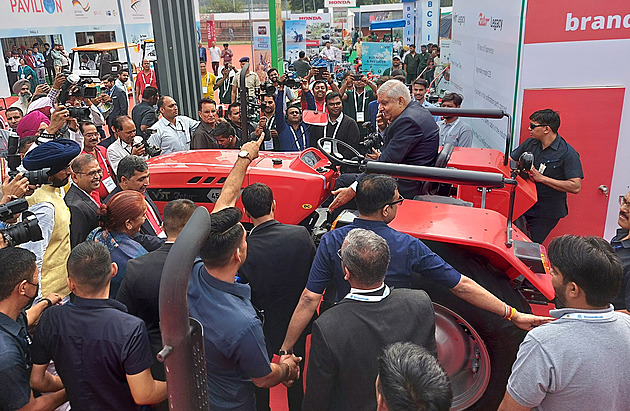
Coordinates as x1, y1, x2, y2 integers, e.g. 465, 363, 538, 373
116, 0, 137, 104
248, 0, 255, 63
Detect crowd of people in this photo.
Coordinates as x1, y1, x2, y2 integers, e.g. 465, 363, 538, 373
0, 34, 628, 411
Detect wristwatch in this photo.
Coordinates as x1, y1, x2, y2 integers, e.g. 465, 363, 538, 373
277, 349, 293, 356
238, 150, 251, 161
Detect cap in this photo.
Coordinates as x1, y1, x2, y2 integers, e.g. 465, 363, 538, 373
239, 56, 250, 63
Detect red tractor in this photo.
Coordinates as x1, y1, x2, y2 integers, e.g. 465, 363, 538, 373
149, 109, 553, 410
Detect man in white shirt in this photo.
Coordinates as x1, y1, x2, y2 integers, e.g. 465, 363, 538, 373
320, 41, 340, 73
437, 92, 472, 148
115, 70, 129, 93
148, 95, 199, 154
412, 78, 440, 122
209, 40, 221, 75
107, 115, 146, 175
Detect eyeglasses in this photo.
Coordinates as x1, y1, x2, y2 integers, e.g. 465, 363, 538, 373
529, 123, 548, 129
77, 169, 103, 177
620, 196, 630, 208
383, 194, 404, 208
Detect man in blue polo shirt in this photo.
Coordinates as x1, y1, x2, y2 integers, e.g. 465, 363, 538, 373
0, 248, 65, 411
511, 109, 583, 243
30, 242, 168, 410
188, 135, 302, 409
279, 174, 551, 357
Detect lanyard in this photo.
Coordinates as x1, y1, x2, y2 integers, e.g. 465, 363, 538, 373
344, 285, 391, 302
560, 310, 615, 321
289, 124, 306, 150
221, 75, 232, 98
142, 71, 153, 87
353, 90, 367, 113
204, 72, 210, 86
323, 117, 342, 141
265, 115, 275, 130
93, 148, 112, 176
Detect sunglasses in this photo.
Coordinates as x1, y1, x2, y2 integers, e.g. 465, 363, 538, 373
529, 123, 548, 129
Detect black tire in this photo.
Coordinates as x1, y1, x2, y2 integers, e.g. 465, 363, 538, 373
412, 240, 531, 411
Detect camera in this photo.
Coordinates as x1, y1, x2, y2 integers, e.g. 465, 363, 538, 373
0, 199, 44, 247
360, 123, 383, 154
58, 70, 98, 105
279, 71, 302, 89
67, 106, 92, 122
134, 135, 162, 157
0, 211, 43, 246
8, 168, 50, 186
5, 130, 51, 185
260, 80, 276, 96
0, 198, 28, 221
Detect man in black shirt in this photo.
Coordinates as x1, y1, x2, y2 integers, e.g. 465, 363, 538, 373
239, 183, 316, 411
191, 97, 220, 149
292, 50, 311, 78
0, 248, 65, 411
31, 242, 167, 410
131, 86, 158, 138
510, 109, 583, 243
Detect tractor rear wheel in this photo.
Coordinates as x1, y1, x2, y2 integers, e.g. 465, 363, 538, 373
413, 241, 531, 410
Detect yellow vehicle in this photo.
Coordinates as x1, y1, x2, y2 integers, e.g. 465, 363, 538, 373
70, 42, 137, 81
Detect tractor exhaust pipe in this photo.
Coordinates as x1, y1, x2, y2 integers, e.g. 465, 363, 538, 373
158, 207, 212, 410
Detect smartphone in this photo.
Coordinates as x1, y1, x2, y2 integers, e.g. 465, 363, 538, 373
315, 67, 328, 81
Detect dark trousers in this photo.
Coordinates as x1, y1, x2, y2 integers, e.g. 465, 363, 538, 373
211, 61, 219, 76
255, 331, 307, 411
520, 211, 561, 244
45, 65, 55, 83
8, 71, 18, 93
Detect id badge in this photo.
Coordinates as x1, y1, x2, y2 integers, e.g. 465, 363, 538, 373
356, 112, 365, 122
202, 87, 208, 94
538, 163, 547, 174
102, 176, 116, 193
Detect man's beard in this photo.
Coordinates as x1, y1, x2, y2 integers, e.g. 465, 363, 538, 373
19, 93, 32, 103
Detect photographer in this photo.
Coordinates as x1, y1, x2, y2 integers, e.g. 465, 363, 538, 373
340, 74, 378, 141
276, 78, 311, 151
22, 139, 82, 299
267, 68, 295, 111
226, 102, 256, 143
256, 94, 278, 151
216, 62, 237, 105
107, 115, 146, 175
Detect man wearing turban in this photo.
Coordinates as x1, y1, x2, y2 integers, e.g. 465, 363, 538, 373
21, 139, 82, 298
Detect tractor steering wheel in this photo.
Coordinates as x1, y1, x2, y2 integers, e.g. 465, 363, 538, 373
316, 137, 364, 168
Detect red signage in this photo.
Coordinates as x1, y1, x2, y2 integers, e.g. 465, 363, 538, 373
524, 0, 630, 44
206, 16, 216, 43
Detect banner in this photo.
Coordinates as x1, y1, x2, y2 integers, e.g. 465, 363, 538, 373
253, 21, 271, 81
324, 0, 356, 7
362, 42, 393, 76
293, 13, 332, 59
450, 0, 522, 149
403, 0, 415, 46
418, 0, 439, 44
206, 17, 216, 43
285, 20, 307, 63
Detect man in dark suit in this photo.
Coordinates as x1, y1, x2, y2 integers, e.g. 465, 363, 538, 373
103, 74, 129, 136
65, 154, 101, 248
238, 183, 316, 411
117, 199, 197, 384
302, 228, 436, 411
329, 79, 439, 209
105, 155, 165, 251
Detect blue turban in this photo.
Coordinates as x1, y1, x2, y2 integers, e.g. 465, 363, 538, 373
23, 139, 82, 175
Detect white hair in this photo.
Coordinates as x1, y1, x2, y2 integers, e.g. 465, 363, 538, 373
377, 79, 411, 105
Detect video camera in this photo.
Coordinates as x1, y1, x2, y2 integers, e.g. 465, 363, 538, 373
279, 71, 301, 89
0, 198, 43, 246
58, 70, 98, 105
5, 130, 51, 186
360, 122, 383, 154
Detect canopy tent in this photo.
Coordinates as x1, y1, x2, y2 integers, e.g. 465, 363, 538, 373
369, 19, 406, 30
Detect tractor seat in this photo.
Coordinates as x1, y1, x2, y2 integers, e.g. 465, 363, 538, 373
419, 143, 455, 196
413, 195, 473, 207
